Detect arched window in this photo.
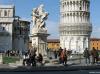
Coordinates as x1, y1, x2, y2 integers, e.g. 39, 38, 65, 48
67, 2, 69, 5
67, 13, 69, 16
65, 13, 66, 17
76, 1, 79, 5
70, 13, 72, 16
73, 1, 75, 4
8, 10, 10, 17
2, 27, 5, 30
4, 10, 7, 16
70, 1, 72, 5
80, 7, 82, 10
64, 2, 66, 5
77, 13, 79, 16
0, 10, 1, 17
73, 13, 75, 16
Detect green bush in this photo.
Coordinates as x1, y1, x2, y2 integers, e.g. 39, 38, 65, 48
3, 56, 20, 64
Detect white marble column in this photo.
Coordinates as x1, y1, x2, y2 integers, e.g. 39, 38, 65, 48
72, 13, 73, 23
75, 14, 76, 23
66, 14, 68, 23
82, 14, 83, 23
68, 14, 69, 23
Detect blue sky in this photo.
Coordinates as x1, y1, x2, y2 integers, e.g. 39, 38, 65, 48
1, 0, 100, 38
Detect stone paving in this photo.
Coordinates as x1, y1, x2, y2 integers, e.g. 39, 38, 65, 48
0, 54, 99, 71
0, 63, 100, 72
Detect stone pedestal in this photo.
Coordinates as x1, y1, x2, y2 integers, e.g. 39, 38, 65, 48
30, 28, 49, 58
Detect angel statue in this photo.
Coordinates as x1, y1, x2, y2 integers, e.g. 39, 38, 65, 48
32, 4, 49, 29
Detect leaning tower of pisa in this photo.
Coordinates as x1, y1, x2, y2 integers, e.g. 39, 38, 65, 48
59, 0, 92, 53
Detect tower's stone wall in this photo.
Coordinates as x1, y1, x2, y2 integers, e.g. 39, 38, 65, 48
59, 0, 92, 53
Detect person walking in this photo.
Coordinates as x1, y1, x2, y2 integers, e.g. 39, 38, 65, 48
60, 48, 68, 65
54, 50, 58, 59
83, 48, 90, 64
91, 47, 99, 64
58, 47, 63, 64
60, 49, 64, 64
23, 52, 29, 66
29, 49, 37, 66
63, 48, 68, 65
37, 53, 43, 65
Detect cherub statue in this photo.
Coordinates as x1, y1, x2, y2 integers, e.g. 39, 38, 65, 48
32, 4, 49, 29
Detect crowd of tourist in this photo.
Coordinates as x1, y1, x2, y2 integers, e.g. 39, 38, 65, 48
1, 46, 99, 66
48, 47, 100, 65
22, 46, 100, 66
22, 49, 43, 66
57, 47, 72, 65
22, 47, 72, 66
5, 50, 20, 56
83, 47, 99, 64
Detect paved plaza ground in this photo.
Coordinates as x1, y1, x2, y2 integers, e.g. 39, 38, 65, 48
0, 63, 100, 74
0, 54, 100, 74
0, 59, 99, 74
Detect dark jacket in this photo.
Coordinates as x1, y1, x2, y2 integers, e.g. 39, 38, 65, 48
83, 49, 90, 58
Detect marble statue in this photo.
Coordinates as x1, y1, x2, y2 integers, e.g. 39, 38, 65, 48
32, 4, 49, 29
31, 4, 49, 58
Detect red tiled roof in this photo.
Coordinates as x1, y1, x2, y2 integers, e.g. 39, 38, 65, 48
90, 38, 100, 41
47, 39, 60, 43
29, 38, 100, 43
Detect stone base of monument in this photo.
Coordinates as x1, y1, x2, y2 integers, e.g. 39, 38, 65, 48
30, 28, 50, 61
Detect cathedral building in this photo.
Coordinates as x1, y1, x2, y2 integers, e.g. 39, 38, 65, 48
0, 5, 30, 51
59, 0, 92, 53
